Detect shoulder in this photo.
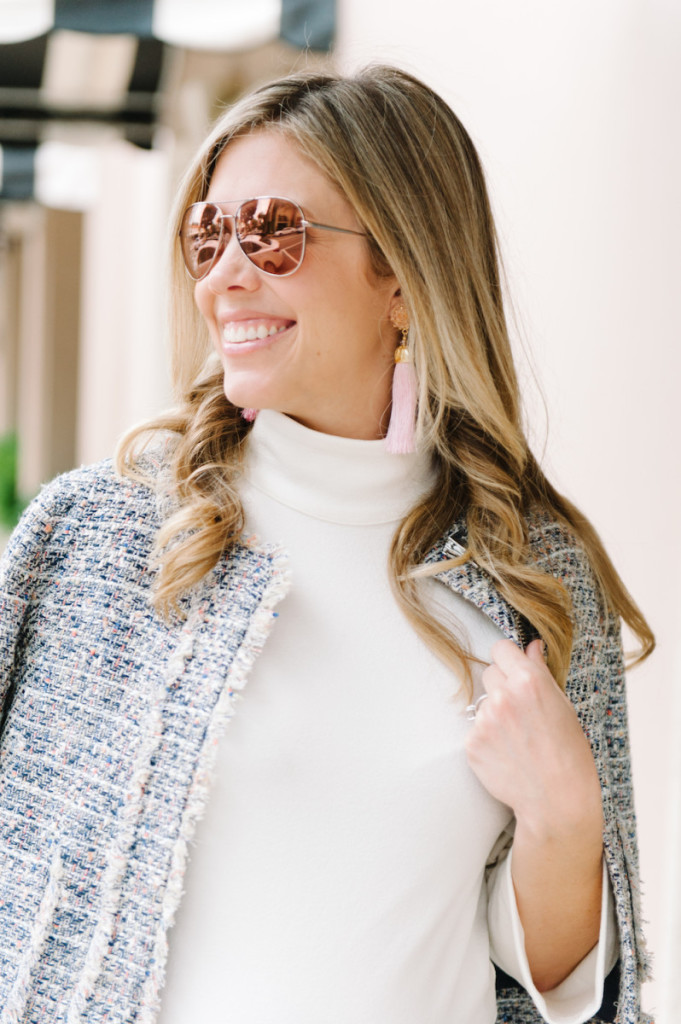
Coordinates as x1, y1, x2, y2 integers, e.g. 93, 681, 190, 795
0, 446, 169, 598
523, 508, 595, 579
523, 508, 613, 638
441, 507, 605, 614
437, 507, 614, 652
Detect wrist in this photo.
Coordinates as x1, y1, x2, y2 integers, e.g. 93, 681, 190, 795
513, 765, 604, 847
513, 794, 604, 853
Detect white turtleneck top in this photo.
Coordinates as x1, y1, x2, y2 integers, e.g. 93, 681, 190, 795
159, 410, 615, 1024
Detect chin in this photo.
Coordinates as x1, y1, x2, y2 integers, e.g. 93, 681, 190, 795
222, 379, 255, 410
222, 381, 275, 414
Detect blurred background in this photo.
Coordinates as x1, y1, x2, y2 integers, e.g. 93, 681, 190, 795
0, 0, 679, 1019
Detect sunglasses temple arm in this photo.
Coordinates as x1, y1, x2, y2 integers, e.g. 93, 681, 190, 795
304, 219, 367, 238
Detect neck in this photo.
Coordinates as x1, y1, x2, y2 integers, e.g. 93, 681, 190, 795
243, 410, 434, 526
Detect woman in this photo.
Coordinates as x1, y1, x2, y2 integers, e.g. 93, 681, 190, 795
0, 66, 653, 1023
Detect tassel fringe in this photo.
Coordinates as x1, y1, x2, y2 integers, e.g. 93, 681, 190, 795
385, 348, 417, 454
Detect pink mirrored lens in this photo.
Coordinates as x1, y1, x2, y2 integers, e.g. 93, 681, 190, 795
179, 203, 225, 280
236, 198, 305, 275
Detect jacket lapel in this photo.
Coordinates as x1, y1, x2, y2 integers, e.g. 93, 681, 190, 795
426, 521, 538, 649
97, 539, 292, 1021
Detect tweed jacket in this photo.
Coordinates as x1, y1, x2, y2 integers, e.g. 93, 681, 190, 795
0, 450, 650, 1024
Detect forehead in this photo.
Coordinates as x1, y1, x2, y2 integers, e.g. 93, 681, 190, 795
205, 131, 349, 219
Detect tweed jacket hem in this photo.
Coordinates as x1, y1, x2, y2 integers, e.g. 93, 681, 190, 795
0, 452, 651, 1024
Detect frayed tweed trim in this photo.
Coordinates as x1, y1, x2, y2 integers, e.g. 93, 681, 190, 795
66, 621, 197, 1024
603, 816, 653, 1023
0, 848, 63, 1024
135, 543, 291, 1024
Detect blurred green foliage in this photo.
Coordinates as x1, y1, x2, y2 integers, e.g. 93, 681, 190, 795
0, 434, 28, 529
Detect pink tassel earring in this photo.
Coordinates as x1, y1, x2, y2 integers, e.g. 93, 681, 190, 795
241, 408, 259, 422
385, 303, 417, 454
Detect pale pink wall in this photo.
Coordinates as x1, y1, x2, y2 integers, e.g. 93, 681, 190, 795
77, 141, 172, 466
335, 2, 681, 1018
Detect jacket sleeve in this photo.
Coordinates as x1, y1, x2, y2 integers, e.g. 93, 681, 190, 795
533, 518, 651, 1023
591, 593, 652, 1020
0, 470, 81, 717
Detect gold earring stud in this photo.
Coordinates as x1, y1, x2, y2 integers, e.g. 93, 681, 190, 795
390, 303, 409, 345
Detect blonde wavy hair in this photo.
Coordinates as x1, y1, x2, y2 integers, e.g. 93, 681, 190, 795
116, 64, 653, 692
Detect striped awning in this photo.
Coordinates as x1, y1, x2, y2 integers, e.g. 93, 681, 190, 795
0, 0, 335, 200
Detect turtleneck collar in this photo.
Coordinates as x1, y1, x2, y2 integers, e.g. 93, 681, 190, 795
243, 410, 435, 526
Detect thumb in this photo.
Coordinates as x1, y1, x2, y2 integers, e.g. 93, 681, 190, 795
525, 637, 546, 664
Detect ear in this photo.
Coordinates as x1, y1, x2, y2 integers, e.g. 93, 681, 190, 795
387, 285, 404, 324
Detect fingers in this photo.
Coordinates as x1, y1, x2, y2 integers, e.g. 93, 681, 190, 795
473, 636, 551, 717
525, 637, 546, 665
489, 637, 528, 675
490, 637, 550, 682
472, 637, 553, 725
479, 638, 545, 698
480, 662, 506, 696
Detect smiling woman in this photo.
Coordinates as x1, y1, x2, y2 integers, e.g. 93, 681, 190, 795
0, 66, 653, 1024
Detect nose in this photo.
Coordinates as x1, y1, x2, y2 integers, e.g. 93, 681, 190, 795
203, 226, 260, 293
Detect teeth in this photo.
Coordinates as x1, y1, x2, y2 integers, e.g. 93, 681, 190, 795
222, 322, 288, 344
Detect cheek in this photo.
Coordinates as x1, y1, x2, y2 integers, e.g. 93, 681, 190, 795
193, 284, 219, 342
193, 282, 210, 321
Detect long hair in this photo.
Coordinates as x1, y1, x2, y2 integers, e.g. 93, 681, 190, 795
116, 64, 654, 692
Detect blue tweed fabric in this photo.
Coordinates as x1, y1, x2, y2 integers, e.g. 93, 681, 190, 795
0, 452, 650, 1023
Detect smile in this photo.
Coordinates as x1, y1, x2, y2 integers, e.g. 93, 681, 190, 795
222, 321, 291, 344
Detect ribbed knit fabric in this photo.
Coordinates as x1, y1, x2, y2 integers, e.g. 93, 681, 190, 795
158, 411, 614, 1024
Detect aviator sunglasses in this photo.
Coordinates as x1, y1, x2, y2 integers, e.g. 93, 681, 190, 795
179, 195, 367, 280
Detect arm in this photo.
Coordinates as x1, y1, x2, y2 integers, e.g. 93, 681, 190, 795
466, 637, 605, 990
512, 810, 602, 993
0, 470, 81, 717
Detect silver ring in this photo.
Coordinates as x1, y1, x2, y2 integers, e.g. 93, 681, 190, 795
465, 693, 489, 721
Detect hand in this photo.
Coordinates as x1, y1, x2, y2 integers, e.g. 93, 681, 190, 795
465, 638, 603, 842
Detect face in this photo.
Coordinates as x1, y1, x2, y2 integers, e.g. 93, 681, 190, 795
192, 131, 400, 439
